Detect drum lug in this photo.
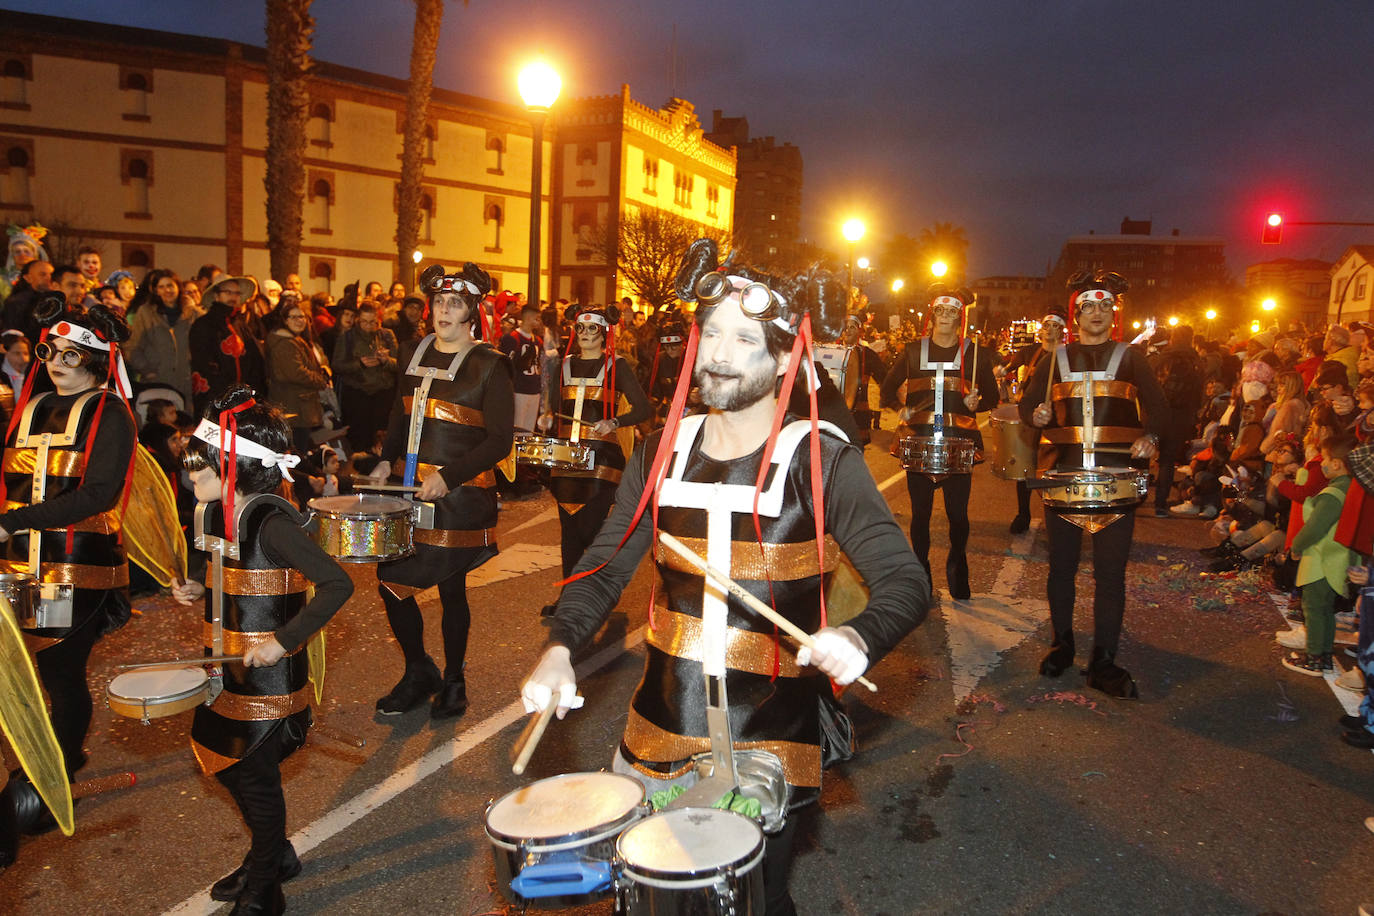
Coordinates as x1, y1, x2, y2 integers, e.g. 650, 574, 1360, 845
714, 866, 737, 916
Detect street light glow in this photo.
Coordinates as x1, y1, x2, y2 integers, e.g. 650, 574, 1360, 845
930, 260, 948, 278
1132, 321, 1141, 329
1205, 309, 1217, 320
1250, 321, 1260, 333
857, 257, 870, 270
517, 60, 562, 110
841, 218, 866, 243
892, 278, 904, 293
411, 249, 423, 264
1167, 316, 1179, 327
1267, 213, 1283, 227
1261, 297, 1277, 311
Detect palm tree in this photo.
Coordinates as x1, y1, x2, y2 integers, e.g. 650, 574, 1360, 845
264, 0, 314, 283
916, 221, 970, 281
396, 0, 454, 277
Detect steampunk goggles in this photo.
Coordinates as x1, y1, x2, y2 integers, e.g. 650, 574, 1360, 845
693, 272, 785, 322
34, 341, 90, 368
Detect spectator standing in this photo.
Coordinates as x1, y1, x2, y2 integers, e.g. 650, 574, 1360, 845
1151, 325, 1206, 516
1, 258, 54, 343
332, 302, 397, 449
500, 304, 543, 432
266, 299, 332, 454
387, 295, 426, 348
188, 275, 267, 411
126, 268, 202, 405
75, 246, 101, 294
1286, 437, 1357, 676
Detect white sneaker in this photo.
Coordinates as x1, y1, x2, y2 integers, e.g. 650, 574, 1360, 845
1336, 666, 1365, 692
1276, 627, 1306, 650
1170, 501, 1201, 517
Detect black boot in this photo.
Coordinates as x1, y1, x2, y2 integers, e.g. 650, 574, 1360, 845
1039, 631, 1075, 676
1085, 646, 1139, 699
1009, 513, 1031, 534
947, 554, 970, 601
210, 844, 302, 902
376, 656, 442, 716
229, 881, 285, 916
430, 673, 469, 720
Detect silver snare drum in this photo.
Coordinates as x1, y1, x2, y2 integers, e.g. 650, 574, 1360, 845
485, 771, 647, 909
615, 807, 766, 915
515, 434, 595, 471
1039, 467, 1150, 510
895, 435, 976, 476
0, 573, 72, 629
308, 494, 415, 563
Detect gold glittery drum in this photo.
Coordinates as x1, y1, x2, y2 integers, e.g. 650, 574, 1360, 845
514, 434, 594, 471
308, 494, 415, 563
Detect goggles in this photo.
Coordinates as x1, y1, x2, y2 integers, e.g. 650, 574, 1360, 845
35, 341, 90, 368
693, 272, 785, 322
574, 322, 606, 334
1075, 298, 1115, 314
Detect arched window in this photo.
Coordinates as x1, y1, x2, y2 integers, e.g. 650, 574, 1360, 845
484, 198, 504, 253
419, 192, 434, 242
3, 145, 31, 206
486, 134, 504, 174
3, 59, 29, 107
126, 156, 151, 214
126, 248, 151, 268
310, 258, 335, 295
309, 102, 332, 145
311, 177, 332, 231
424, 123, 436, 161
123, 70, 151, 118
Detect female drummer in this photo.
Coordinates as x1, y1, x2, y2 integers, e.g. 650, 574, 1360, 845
172, 385, 353, 914
374, 262, 514, 719
0, 297, 136, 784
536, 304, 650, 609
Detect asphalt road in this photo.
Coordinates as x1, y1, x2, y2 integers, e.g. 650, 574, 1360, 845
3, 417, 1372, 916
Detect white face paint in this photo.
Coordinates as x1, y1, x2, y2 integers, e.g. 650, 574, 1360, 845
188, 465, 225, 504
430, 292, 470, 343
694, 299, 782, 411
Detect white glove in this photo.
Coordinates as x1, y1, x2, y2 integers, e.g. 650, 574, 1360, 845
521, 681, 584, 715
369, 460, 391, 482
796, 627, 869, 686
521, 646, 584, 718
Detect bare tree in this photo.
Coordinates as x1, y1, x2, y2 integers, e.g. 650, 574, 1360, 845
264, 0, 314, 283
589, 208, 729, 311
396, 0, 453, 276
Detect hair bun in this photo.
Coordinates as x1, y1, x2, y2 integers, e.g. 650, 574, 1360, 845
674, 238, 720, 301
210, 383, 258, 416
459, 262, 493, 299
33, 292, 68, 325
85, 304, 131, 345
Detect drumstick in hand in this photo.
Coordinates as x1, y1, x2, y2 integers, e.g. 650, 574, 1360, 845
117, 655, 242, 670
511, 695, 558, 775
657, 532, 878, 692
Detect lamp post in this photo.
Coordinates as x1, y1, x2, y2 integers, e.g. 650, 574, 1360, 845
930, 260, 949, 279
410, 248, 422, 294
1204, 308, 1217, 340
842, 218, 865, 302
518, 61, 561, 312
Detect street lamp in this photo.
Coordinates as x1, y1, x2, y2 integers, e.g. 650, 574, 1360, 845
1261, 297, 1277, 312
842, 218, 865, 300
1167, 315, 1179, 327
891, 278, 904, 293
857, 257, 870, 270
518, 60, 561, 312
411, 248, 422, 292
1204, 308, 1216, 340
930, 260, 948, 279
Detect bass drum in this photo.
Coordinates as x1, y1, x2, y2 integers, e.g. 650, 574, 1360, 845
988, 404, 1038, 480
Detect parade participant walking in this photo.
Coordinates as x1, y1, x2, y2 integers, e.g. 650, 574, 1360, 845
645, 314, 687, 423
1021, 271, 1166, 698
173, 387, 353, 915
374, 263, 514, 719
1003, 311, 1065, 532
537, 303, 650, 602
878, 284, 998, 599
0, 300, 136, 783
522, 240, 927, 916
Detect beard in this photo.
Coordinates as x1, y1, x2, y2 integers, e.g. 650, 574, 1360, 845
695, 359, 777, 411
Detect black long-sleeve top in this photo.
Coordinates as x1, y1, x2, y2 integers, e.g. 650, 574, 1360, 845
878, 338, 999, 413
1017, 341, 1167, 437
259, 513, 354, 653
555, 355, 652, 428
548, 429, 930, 665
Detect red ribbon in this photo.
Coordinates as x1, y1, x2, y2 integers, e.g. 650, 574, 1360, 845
218, 399, 256, 541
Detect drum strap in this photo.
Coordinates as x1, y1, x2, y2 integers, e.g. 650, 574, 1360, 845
562, 359, 606, 444
919, 339, 965, 439
403, 339, 475, 487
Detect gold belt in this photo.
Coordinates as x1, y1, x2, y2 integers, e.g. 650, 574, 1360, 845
1052, 379, 1137, 400
622, 706, 820, 788
221, 567, 308, 596
0, 559, 128, 589
1041, 426, 1142, 444
403, 396, 484, 428
648, 608, 801, 677
208, 683, 311, 722
900, 412, 979, 430
3, 449, 87, 477
414, 526, 496, 548
551, 465, 622, 484
653, 535, 839, 581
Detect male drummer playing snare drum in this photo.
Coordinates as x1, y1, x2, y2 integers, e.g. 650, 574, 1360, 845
1019, 270, 1166, 699
879, 284, 999, 599
1001, 310, 1066, 533
521, 239, 927, 916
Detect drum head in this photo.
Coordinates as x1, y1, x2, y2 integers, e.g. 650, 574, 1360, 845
310, 494, 411, 517
486, 772, 644, 846
617, 807, 763, 875
108, 666, 208, 702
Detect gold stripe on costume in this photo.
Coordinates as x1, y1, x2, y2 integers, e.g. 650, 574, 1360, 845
1051, 379, 1137, 401
900, 412, 979, 431
379, 581, 425, 601
3, 449, 86, 478
414, 526, 496, 548
552, 465, 622, 484
561, 385, 606, 400
209, 684, 311, 722
1041, 426, 1142, 444
202, 623, 302, 656
191, 740, 240, 776
907, 377, 964, 392
3, 502, 120, 534
402, 396, 484, 428
556, 502, 586, 515
0, 560, 128, 589
622, 707, 820, 788
415, 463, 495, 489
647, 608, 801, 677
22, 632, 63, 653
654, 535, 840, 582
221, 567, 307, 596
563, 426, 619, 443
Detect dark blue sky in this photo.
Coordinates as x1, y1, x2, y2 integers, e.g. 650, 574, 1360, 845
10, 0, 1373, 280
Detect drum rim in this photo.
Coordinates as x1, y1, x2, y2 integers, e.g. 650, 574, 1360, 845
0, 572, 37, 588
107, 667, 210, 705
310, 494, 413, 517
614, 807, 765, 882
485, 772, 646, 849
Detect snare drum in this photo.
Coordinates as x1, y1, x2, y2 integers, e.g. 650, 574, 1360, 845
615, 807, 766, 915
485, 771, 647, 908
308, 494, 414, 563
514, 434, 594, 471
107, 667, 209, 724
988, 404, 1038, 481
814, 344, 858, 408
895, 435, 976, 476
1039, 467, 1150, 510
0, 573, 39, 627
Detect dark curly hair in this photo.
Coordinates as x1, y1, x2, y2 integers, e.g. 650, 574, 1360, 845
34, 297, 131, 380
186, 384, 293, 495
1067, 269, 1130, 297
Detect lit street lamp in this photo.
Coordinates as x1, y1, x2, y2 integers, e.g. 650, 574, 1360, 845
411, 248, 422, 290
518, 61, 561, 312
842, 218, 865, 301
931, 260, 949, 279
1167, 315, 1179, 327
1204, 308, 1216, 340
1261, 297, 1277, 312
891, 278, 904, 293
857, 257, 870, 270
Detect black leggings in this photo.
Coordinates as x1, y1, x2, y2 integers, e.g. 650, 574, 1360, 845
216, 733, 286, 889
34, 617, 102, 778
557, 484, 616, 578
1044, 508, 1134, 652
380, 572, 471, 679
905, 471, 972, 572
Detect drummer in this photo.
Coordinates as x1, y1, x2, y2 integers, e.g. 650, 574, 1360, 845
522, 238, 927, 916
1019, 270, 1166, 698
1001, 309, 1066, 533
838, 313, 888, 448
172, 386, 353, 914
645, 314, 688, 424
373, 262, 514, 719
535, 303, 649, 615
0, 298, 135, 795
878, 284, 998, 599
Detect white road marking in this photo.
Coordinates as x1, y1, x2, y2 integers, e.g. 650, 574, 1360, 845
506, 504, 558, 536
467, 541, 562, 589
879, 470, 906, 493
163, 626, 648, 916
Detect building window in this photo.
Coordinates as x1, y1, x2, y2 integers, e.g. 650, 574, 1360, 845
121, 68, 153, 120
576, 143, 597, 187
707, 184, 719, 218
424, 123, 436, 162
309, 257, 335, 294
2, 57, 30, 109
419, 192, 435, 242
2, 142, 34, 207
642, 157, 659, 195
573, 203, 597, 260
486, 133, 505, 174
673, 171, 693, 207
484, 196, 504, 253
121, 244, 153, 280
121, 149, 153, 217
1357, 275, 1369, 301
309, 173, 334, 233
308, 102, 333, 147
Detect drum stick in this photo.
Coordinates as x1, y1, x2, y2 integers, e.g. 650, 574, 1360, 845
350, 479, 421, 492
657, 532, 878, 693
1042, 344, 1056, 413
312, 723, 367, 749
116, 655, 242, 670
511, 696, 557, 775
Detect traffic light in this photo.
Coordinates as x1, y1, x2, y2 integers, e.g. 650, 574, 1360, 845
1261, 212, 1283, 244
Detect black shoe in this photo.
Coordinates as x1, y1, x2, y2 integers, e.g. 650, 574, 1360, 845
1153, 507, 1169, 518
540, 604, 558, 618
1343, 729, 1374, 750
376, 656, 442, 716
1085, 646, 1139, 699
1340, 714, 1365, 730
229, 882, 285, 916
210, 844, 302, 902
430, 675, 469, 720
1009, 514, 1031, 534
1198, 541, 1239, 559
1039, 632, 1076, 677
947, 555, 970, 601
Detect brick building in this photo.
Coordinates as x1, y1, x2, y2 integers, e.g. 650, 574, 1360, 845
1244, 257, 1332, 330
703, 110, 802, 261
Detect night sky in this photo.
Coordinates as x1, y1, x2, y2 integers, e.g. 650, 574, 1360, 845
9, 0, 1374, 280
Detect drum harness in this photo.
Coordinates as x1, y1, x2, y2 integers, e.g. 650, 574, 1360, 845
560, 360, 603, 467
918, 337, 968, 442
1055, 342, 1128, 471
401, 336, 477, 489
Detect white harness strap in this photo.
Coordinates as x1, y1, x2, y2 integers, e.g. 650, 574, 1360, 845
919, 338, 966, 437
562, 359, 607, 444
1055, 343, 1128, 468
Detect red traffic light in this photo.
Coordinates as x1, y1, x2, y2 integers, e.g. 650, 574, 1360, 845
1261, 212, 1283, 244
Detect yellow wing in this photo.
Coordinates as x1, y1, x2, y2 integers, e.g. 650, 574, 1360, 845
122, 445, 188, 587
306, 587, 325, 704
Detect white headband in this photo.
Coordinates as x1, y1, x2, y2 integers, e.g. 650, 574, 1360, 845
192, 418, 301, 482
1074, 289, 1115, 306
931, 295, 964, 310
575, 313, 609, 329
1042, 314, 1067, 327
49, 319, 133, 398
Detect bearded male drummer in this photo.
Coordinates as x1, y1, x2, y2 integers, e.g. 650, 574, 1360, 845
1019, 271, 1166, 699
1001, 310, 1066, 533
373, 263, 514, 720
879, 284, 998, 599
522, 240, 927, 916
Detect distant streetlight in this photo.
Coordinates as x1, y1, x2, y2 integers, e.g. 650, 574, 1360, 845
1261, 297, 1277, 311
1167, 315, 1179, 327
857, 257, 870, 270
1205, 308, 1216, 340
1131, 321, 1141, 330
892, 278, 904, 293
519, 61, 562, 312
1250, 320, 1260, 334
841, 218, 865, 301
411, 248, 423, 289
930, 260, 948, 278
